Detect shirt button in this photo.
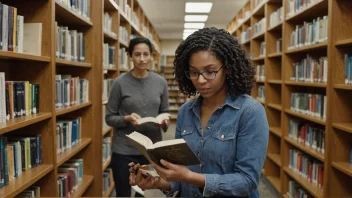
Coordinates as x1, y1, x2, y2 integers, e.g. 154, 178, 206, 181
207, 126, 211, 129
200, 140, 203, 143
200, 164, 202, 168
221, 134, 224, 140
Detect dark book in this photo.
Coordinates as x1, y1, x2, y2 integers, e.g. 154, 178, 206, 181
5, 82, 10, 120
3, 137, 8, 186
0, 137, 4, 187
7, 6, 13, 51
0, 3, 3, 49
126, 131, 200, 167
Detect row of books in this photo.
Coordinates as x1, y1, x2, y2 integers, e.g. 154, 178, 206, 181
240, 27, 251, 44
289, 149, 324, 189
131, 11, 140, 30
103, 44, 116, 68
0, 135, 42, 188
0, 73, 40, 124
0, 3, 42, 56
15, 186, 40, 198
168, 98, 186, 104
288, 16, 328, 50
55, 75, 89, 109
102, 78, 113, 102
57, 0, 90, 20
253, 17, 266, 36
116, 0, 131, 20
276, 38, 282, 53
119, 47, 129, 70
290, 93, 327, 120
103, 137, 111, 163
290, 55, 328, 83
103, 168, 113, 195
287, 180, 313, 198
55, 23, 85, 62
168, 85, 179, 91
119, 26, 128, 44
57, 159, 84, 198
257, 85, 265, 101
56, 117, 82, 155
269, 7, 283, 28
259, 41, 266, 57
289, 120, 325, 154
103, 12, 113, 34
256, 64, 265, 81
252, 0, 266, 10
287, 0, 322, 18
344, 54, 352, 85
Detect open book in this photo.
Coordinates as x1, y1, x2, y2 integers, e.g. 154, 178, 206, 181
126, 132, 200, 167
136, 113, 171, 125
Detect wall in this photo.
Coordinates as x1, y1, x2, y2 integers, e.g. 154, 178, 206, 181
161, 39, 182, 55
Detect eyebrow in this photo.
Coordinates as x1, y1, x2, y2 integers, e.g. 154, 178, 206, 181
189, 64, 217, 69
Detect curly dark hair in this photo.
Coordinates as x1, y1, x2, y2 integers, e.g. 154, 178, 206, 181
174, 27, 255, 97
128, 37, 153, 57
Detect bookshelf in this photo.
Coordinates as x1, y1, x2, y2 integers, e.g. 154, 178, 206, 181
227, 0, 352, 197
0, 0, 160, 197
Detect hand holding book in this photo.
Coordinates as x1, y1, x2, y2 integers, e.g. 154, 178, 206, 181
124, 113, 171, 129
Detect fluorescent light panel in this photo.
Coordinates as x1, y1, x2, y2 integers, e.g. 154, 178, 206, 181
185, 2, 213, 13
185, 15, 208, 22
184, 29, 198, 33
184, 23, 204, 29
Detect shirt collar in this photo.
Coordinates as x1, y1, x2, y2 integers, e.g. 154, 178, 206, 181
188, 94, 243, 110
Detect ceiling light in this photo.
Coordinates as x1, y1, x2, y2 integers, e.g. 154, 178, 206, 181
185, 2, 213, 13
184, 29, 198, 33
185, 15, 208, 22
184, 23, 204, 29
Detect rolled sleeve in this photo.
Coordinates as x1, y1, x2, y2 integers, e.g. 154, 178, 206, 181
202, 174, 219, 197
162, 181, 180, 196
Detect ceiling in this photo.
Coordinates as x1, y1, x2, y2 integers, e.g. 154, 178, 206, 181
137, 0, 248, 40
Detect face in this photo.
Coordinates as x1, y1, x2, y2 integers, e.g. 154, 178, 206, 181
188, 51, 226, 98
131, 43, 151, 70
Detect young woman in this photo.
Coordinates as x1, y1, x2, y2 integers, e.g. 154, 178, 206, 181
105, 37, 169, 197
129, 27, 269, 198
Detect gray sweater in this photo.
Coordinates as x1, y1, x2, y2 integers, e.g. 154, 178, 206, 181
105, 71, 169, 155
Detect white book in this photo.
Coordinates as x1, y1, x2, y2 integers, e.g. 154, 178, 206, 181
23, 23, 42, 56
17, 15, 24, 53
2, 4, 8, 51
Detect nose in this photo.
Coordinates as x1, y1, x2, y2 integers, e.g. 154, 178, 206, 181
197, 74, 207, 84
140, 55, 145, 61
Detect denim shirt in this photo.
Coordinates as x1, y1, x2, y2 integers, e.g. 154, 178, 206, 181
168, 94, 269, 197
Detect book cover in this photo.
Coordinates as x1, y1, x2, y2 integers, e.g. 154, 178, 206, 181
126, 131, 200, 167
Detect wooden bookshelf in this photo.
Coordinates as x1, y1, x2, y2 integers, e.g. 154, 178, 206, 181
71, 175, 94, 198
267, 153, 282, 167
266, 176, 281, 193
103, 157, 112, 172
56, 138, 92, 167
0, 51, 51, 62
103, 182, 115, 197
56, 59, 92, 68
227, 0, 352, 196
55, 0, 93, 26
55, 102, 92, 116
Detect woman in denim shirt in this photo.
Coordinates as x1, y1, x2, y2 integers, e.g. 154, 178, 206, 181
129, 27, 269, 198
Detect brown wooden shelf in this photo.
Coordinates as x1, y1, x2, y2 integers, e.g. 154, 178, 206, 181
56, 102, 92, 116
256, 79, 265, 83
0, 164, 53, 198
285, 0, 327, 22
266, 176, 281, 193
56, 138, 92, 167
0, 51, 51, 62
268, 22, 282, 32
268, 103, 282, 111
241, 39, 251, 45
268, 79, 282, 84
55, 0, 93, 26
284, 109, 326, 125
103, 157, 111, 171
267, 153, 281, 167
0, 113, 52, 135
119, 39, 129, 48
268, 52, 282, 58
252, 32, 265, 40
284, 167, 323, 198
56, 59, 92, 68
256, 98, 265, 105
286, 42, 327, 54
119, 68, 129, 72
270, 127, 282, 138
104, 0, 119, 11
332, 123, 352, 134
103, 182, 115, 197
103, 67, 117, 71
261, 168, 266, 176
102, 127, 112, 136
251, 56, 265, 61
332, 162, 352, 178
335, 38, 352, 47
284, 81, 326, 88
285, 137, 324, 162
104, 31, 118, 41
333, 84, 352, 90
252, 0, 266, 16
71, 175, 94, 198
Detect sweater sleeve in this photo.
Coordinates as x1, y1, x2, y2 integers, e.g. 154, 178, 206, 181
105, 80, 128, 128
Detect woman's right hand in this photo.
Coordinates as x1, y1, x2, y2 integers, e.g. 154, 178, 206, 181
129, 162, 160, 190
124, 113, 141, 126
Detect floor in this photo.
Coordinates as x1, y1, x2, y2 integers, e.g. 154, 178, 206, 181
110, 123, 280, 197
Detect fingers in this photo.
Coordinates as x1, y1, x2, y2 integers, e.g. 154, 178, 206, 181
131, 113, 141, 119
160, 159, 175, 170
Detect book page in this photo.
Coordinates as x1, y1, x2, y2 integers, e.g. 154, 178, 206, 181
126, 132, 154, 149
156, 113, 171, 123
136, 117, 158, 124
153, 138, 186, 149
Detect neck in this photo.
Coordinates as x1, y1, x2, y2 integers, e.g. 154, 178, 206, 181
132, 68, 148, 78
202, 90, 227, 108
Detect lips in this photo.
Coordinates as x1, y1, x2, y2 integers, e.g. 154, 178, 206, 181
198, 88, 210, 94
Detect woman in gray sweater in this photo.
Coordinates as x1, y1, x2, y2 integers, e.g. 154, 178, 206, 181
105, 37, 170, 197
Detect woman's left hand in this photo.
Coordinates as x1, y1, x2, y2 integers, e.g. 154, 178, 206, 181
152, 159, 192, 182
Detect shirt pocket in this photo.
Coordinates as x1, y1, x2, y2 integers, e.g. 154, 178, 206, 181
208, 125, 237, 166
180, 126, 194, 137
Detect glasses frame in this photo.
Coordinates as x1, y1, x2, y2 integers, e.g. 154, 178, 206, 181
185, 66, 223, 80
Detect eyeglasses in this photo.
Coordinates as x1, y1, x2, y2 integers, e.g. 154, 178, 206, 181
185, 66, 223, 80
